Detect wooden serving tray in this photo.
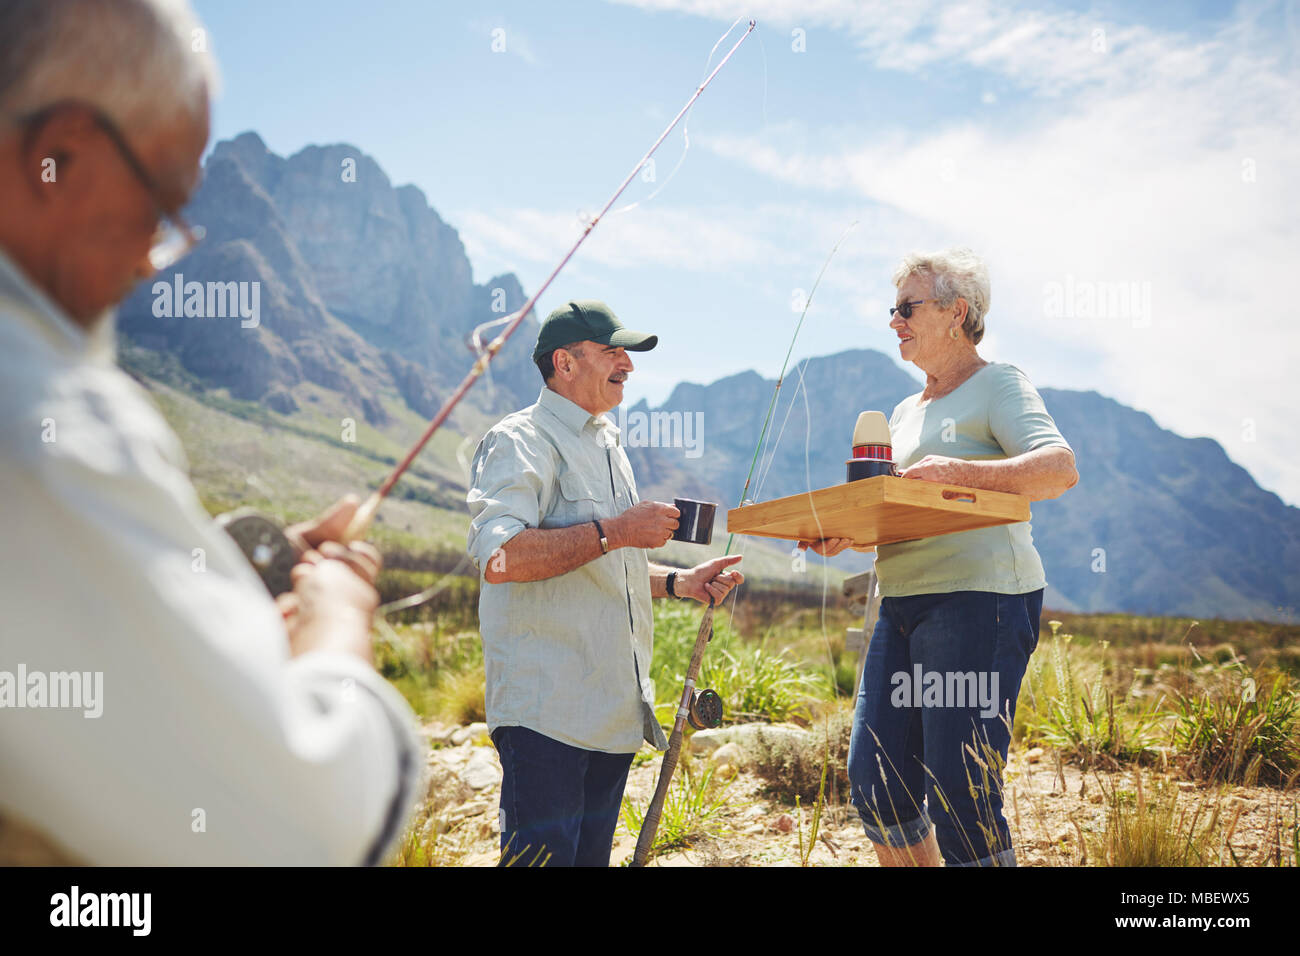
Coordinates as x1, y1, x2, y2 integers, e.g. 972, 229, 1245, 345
726, 475, 1030, 550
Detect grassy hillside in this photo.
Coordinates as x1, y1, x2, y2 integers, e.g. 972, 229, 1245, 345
128, 360, 837, 590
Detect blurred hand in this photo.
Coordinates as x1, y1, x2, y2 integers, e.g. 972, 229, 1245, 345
293, 539, 383, 587
278, 496, 382, 654
282, 555, 381, 661
797, 537, 854, 557
284, 495, 366, 559
678, 555, 744, 605
610, 501, 679, 550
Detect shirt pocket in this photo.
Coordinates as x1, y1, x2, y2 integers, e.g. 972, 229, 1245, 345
610, 449, 639, 508
551, 470, 600, 527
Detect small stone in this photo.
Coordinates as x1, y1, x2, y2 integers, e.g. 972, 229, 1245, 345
445, 799, 493, 824
463, 747, 503, 790
421, 721, 458, 744
690, 722, 811, 759
688, 728, 733, 756
451, 722, 490, 746
425, 760, 473, 806
709, 742, 744, 770
1177, 781, 1196, 791
774, 814, 795, 834
1025, 747, 1045, 764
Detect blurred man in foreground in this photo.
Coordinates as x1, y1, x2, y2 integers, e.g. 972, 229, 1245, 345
0, 0, 421, 864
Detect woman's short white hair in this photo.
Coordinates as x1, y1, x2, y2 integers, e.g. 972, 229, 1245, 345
892, 247, 991, 345
0, 0, 218, 137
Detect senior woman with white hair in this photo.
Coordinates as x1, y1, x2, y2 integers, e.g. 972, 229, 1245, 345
803, 248, 1078, 867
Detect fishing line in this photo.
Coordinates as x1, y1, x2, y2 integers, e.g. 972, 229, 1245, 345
338, 20, 756, 545
361, 23, 758, 628
795, 363, 838, 686
729, 223, 859, 701
723, 220, 856, 555
632, 220, 858, 864
611, 15, 752, 217
752, 356, 808, 501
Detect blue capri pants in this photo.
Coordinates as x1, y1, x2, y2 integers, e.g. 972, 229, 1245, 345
847, 588, 1043, 866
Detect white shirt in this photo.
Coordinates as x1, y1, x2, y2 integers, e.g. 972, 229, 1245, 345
0, 250, 422, 864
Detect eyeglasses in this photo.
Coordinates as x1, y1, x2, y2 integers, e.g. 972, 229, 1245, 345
17, 100, 205, 271
889, 299, 932, 319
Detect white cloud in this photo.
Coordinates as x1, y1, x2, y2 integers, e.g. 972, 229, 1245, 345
607, 0, 1220, 96
455, 203, 803, 275
603, 1, 1300, 504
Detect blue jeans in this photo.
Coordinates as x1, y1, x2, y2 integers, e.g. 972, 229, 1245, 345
492, 726, 635, 867
847, 589, 1043, 866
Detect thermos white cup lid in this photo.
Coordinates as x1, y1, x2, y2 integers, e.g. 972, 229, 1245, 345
852, 410, 891, 446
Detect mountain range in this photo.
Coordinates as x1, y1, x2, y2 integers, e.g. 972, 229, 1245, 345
114, 134, 1300, 624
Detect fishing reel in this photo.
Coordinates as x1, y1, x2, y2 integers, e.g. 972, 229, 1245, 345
215, 509, 297, 597
687, 688, 724, 731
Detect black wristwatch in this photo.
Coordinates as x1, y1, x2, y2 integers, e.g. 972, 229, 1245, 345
592, 518, 609, 555
666, 570, 682, 599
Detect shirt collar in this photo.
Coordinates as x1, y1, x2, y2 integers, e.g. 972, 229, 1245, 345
0, 247, 116, 364
538, 386, 619, 440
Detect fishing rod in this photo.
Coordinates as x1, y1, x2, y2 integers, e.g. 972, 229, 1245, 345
631, 221, 858, 867
223, 23, 757, 620
223, 21, 756, 609
339, 19, 757, 544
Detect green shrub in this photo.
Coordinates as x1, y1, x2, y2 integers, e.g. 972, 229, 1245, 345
620, 755, 733, 859
1019, 622, 1166, 767
749, 709, 852, 804
1173, 668, 1300, 786
703, 644, 828, 725
1088, 774, 1227, 867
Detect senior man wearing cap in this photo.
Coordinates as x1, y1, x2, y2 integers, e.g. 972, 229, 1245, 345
466, 300, 743, 867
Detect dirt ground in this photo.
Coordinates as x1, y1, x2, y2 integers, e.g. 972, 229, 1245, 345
412, 728, 1300, 868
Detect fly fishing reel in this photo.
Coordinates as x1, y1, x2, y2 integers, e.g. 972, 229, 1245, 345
687, 688, 723, 730
216, 509, 296, 597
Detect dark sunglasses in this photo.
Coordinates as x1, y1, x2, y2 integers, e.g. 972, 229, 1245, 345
889, 299, 932, 319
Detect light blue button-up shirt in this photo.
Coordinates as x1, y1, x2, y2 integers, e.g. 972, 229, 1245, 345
466, 387, 663, 754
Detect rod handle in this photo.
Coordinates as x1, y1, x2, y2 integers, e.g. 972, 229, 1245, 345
342, 491, 382, 544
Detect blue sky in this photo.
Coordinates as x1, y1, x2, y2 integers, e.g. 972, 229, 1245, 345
193, 0, 1300, 505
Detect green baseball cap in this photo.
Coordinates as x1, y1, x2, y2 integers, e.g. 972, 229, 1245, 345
532, 300, 658, 362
